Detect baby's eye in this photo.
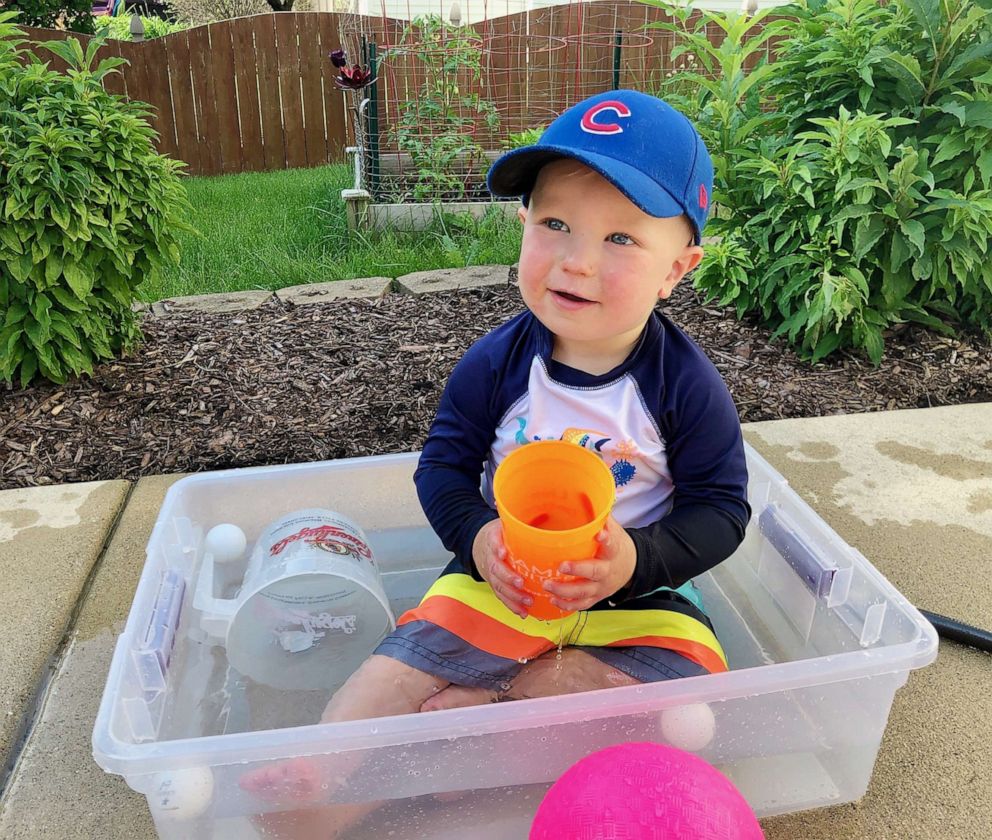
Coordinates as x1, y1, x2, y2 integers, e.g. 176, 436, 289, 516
544, 218, 569, 232
609, 232, 635, 245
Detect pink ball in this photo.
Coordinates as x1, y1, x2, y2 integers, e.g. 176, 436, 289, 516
530, 742, 764, 840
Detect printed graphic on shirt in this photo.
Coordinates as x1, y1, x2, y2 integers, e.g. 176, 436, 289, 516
484, 358, 673, 529
513, 421, 641, 490
611, 458, 636, 487
561, 427, 612, 452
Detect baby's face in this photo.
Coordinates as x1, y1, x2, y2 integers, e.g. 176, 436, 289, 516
517, 159, 702, 363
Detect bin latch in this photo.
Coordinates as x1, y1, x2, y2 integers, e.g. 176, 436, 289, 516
133, 569, 185, 699
758, 505, 850, 605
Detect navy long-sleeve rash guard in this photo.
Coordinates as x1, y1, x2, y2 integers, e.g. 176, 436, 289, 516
414, 310, 752, 603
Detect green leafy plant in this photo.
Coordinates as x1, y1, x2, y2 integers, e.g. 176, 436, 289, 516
0, 17, 192, 387
503, 126, 545, 150
2, 0, 94, 34
94, 13, 188, 41
430, 204, 520, 267
385, 15, 500, 201
643, 0, 992, 363
645, 2, 791, 213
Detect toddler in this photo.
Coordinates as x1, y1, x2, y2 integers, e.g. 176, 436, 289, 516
241, 88, 751, 839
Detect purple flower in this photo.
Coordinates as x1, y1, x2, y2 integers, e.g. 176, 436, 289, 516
334, 63, 375, 90
329, 49, 347, 68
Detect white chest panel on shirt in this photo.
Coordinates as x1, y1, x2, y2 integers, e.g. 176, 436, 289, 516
481, 357, 674, 528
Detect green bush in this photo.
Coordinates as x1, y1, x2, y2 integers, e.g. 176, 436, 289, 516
645, 0, 992, 363
2, 0, 94, 35
94, 14, 188, 41
0, 15, 191, 387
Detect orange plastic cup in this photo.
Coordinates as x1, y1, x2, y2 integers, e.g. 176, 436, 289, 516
493, 440, 616, 620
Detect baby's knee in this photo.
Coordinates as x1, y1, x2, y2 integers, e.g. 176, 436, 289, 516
323, 654, 447, 722
507, 648, 641, 699
420, 684, 497, 713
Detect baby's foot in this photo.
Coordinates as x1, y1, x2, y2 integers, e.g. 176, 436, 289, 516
239, 757, 331, 804
419, 684, 499, 712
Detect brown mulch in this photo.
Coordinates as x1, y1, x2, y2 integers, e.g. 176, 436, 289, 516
2, 280, 990, 490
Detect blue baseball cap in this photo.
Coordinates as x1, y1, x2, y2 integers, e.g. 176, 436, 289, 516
487, 89, 713, 244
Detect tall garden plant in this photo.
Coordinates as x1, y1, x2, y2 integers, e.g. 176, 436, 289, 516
386, 15, 500, 200
644, 0, 992, 363
1, 16, 191, 387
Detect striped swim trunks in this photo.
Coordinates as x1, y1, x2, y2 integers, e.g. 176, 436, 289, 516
374, 560, 727, 691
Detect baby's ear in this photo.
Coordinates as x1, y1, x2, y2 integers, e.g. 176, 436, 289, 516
517, 206, 527, 224
658, 246, 704, 300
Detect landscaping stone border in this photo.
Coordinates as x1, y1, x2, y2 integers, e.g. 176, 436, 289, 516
140, 266, 516, 316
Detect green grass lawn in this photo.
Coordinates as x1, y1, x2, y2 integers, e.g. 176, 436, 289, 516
142, 165, 523, 303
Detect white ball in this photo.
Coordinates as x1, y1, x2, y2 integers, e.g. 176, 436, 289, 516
148, 766, 214, 820
659, 702, 716, 752
204, 523, 247, 564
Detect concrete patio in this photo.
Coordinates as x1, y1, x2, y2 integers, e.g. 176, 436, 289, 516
1, 403, 990, 839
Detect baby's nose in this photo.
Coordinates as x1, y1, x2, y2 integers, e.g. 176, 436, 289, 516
560, 238, 597, 276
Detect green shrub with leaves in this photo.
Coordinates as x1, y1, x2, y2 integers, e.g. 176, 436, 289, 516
3, 0, 95, 35
644, 0, 992, 363
94, 13, 188, 41
649, 7, 791, 217
503, 126, 546, 150
0, 16, 191, 387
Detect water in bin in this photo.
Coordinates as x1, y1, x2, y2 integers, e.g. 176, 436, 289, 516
195, 509, 396, 692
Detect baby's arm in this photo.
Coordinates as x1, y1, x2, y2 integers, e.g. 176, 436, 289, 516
415, 343, 503, 577
622, 363, 751, 599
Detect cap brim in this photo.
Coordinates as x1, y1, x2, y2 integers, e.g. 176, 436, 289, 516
487, 144, 686, 221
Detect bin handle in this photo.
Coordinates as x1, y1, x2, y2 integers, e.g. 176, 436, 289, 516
758, 504, 851, 606
133, 569, 185, 697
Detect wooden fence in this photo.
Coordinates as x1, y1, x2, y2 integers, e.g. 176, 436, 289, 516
23, 14, 349, 176
20, 6, 773, 177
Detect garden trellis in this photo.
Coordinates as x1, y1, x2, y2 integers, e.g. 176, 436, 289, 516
337, 1, 708, 203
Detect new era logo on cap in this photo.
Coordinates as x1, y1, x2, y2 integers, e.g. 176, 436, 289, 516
487, 89, 715, 244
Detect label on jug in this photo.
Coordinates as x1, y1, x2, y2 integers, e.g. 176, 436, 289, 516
269, 522, 374, 564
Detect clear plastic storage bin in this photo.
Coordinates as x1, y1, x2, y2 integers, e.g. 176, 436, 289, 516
93, 445, 938, 839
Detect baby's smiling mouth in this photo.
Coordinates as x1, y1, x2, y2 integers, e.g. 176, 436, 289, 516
551, 289, 595, 304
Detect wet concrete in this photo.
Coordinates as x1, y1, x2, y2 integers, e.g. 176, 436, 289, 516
0, 475, 182, 839
0, 481, 129, 776
875, 440, 992, 481
968, 491, 992, 514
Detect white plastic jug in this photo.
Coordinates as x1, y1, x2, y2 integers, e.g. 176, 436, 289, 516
194, 509, 395, 690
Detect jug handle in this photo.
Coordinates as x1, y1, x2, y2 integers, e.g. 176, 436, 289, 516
192, 552, 239, 640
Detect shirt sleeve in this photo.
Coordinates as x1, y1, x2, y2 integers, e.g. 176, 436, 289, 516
413, 342, 502, 579
621, 362, 752, 600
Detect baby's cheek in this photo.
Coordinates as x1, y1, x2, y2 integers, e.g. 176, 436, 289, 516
517, 250, 555, 300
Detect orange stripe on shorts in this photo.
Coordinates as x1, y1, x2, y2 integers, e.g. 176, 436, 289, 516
399, 594, 552, 662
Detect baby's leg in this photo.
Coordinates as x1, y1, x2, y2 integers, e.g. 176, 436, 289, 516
504, 647, 641, 698
422, 648, 640, 711
320, 652, 450, 722
240, 654, 449, 839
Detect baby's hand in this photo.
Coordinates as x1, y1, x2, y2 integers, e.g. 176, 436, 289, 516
473, 519, 534, 619
543, 516, 636, 612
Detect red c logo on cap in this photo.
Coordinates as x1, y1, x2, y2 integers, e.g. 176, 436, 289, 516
699, 184, 709, 210
581, 100, 632, 135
